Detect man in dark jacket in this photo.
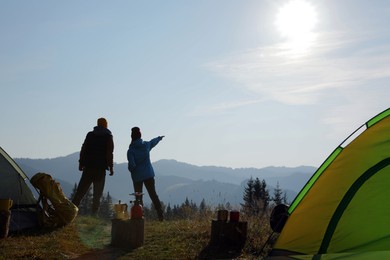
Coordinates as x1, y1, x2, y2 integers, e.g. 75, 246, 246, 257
72, 118, 114, 215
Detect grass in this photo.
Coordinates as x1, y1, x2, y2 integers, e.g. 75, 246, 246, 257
76, 216, 111, 249
0, 214, 274, 259
0, 221, 90, 259
121, 219, 210, 259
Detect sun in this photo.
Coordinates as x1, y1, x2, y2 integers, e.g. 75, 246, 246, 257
275, 0, 318, 54
275, 0, 318, 39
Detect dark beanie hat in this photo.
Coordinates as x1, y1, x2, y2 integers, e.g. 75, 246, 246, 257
131, 127, 141, 140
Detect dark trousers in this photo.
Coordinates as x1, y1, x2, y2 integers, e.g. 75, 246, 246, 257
133, 177, 163, 220
72, 168, 106, 214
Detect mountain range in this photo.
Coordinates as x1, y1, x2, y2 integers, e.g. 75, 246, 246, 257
15, 153, 315, 207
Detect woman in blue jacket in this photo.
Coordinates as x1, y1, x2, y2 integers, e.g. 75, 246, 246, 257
127, 127, 164, 221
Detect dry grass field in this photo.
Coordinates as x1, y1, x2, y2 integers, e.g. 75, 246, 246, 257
0, 214, 274, 259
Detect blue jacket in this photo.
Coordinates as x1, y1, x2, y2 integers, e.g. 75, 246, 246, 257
127, 137, 163, 182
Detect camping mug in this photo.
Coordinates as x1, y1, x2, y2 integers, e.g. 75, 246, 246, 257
217, 210, 228, 222
230, 210, 240, 222
0, 199, 13, 212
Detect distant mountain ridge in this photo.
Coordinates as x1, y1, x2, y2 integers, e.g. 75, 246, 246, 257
15, 152, 315, 207
153, 159, 315, 184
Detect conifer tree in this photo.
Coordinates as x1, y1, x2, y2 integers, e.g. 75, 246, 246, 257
79, 187, 92, 215
242, 177, 255, 215
172, 204, 180, 220
273, 181, 283, 205
199, 198, 207, 216
166, 203, 173, 220
243, 177, 270, 216
69, 183, 78, 201
99, 192, 113, 220
190, 199, 198, 212
260, 178, 270, 212
253, 178, 263, 214
181, 197, 192, 219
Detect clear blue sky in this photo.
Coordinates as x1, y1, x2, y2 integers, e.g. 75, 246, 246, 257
1, 0, 389, 169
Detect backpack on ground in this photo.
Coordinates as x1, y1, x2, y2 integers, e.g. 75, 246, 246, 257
30, 172, 78, 227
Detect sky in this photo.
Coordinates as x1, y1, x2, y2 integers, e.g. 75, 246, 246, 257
1, 0, 389, 169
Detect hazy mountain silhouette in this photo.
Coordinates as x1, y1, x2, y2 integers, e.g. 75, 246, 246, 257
16, 152, 315, 207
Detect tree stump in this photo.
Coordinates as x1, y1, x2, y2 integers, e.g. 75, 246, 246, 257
111, 218, 144, 249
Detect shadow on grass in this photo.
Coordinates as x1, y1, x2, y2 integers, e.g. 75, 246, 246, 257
198, 238, 245, 259
73, 245, 132, 260
9, 226, 60, 237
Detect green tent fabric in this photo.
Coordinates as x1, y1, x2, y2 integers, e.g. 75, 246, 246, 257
269, 108, 390, 258
0, 146, 41, 232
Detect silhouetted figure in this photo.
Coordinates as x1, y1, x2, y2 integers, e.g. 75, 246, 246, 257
127, 127, 164, 221
72, 118, 114, 215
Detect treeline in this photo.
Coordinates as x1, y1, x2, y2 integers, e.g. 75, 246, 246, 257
70, 177, 289, 220
69, 184, 114, 220
242, 177, 289, 216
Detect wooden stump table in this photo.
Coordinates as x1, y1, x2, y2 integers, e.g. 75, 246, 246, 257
210, 220, 247, 248
111, 218, 144, 249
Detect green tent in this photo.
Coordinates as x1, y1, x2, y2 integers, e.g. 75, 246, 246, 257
269, 108, 390, 258
0, 146, 41, 232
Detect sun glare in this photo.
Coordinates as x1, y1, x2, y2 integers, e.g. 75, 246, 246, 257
275, 0, 318, 55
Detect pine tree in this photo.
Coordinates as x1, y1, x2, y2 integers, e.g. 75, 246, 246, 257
261, 179, 270, 212
181, 197, 192, 219
166, 203, 172, 220
244, 177, 270, 216
253, 178, 263, 215
184, 197, 191, 207
79, 187, 92, 215
69, 183, 78, 201
172, 204, 180, 220
99, 192, 113, 220
273, 181, 283, 205
242, 177, 255, 215
199, 198, 207, 216
190, 199, 198, 212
